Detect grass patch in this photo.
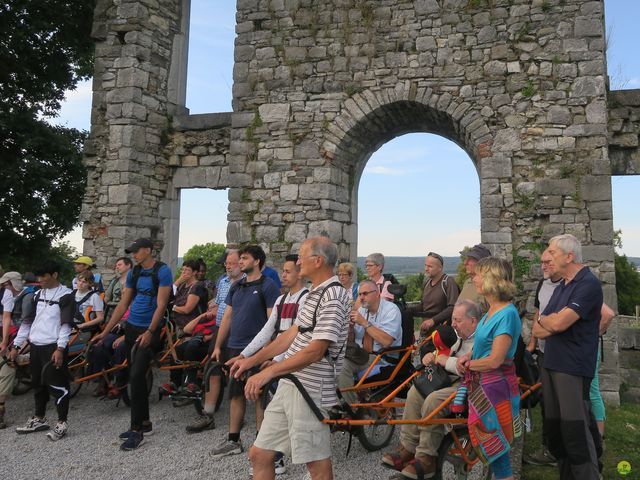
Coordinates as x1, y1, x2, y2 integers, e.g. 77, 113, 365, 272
523, 401, 640, 479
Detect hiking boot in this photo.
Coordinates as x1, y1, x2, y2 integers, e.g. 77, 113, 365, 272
381, 445, 414, 471
274, 451, 287, 475
16, 416, 49, 434
211, 439, 243, 458
186, 413, 215, 433
119, 421, 153, 440
523, 447, 557, 466
46, 421, 68, 441
120, 430, 144, 451
400, 454, 437, 480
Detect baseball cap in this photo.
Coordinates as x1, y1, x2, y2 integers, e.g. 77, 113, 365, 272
125, 238, 154, 254
460, 244, 491, 261
73, 256, 95, 266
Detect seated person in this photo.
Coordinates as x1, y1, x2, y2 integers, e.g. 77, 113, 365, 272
407, 252, 459, 336
338, 280, 402, 404
337, 262, 358, 302
382, 299, 481, 479
73, 271, 105, 332
172, 259, 208, 329
165, 311, 219, 394
363, 253, 394, 302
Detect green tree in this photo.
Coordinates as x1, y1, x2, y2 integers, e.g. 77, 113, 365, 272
0, 1, 95, 270
613, 230, 640, 315
455, 246, 472, 289
183, 242, 226, 281
402, 273, 425, 303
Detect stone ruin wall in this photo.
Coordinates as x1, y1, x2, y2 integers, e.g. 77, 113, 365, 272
80, 0, 640, 404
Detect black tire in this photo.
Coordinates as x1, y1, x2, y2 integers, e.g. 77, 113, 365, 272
12, 366, 32, 395
67, 359, 85, 399
435, 430, 492, 480
356, 405, 396, 452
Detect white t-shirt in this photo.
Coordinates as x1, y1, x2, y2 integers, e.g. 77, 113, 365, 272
241, 288, 308, 362
75, 290, 104, 322
1, 288, 15, 314
13, 285, 73, 348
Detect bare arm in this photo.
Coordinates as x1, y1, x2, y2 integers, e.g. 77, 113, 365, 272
231, 324, 298, 377
468, 334, 512, 372
213, 305, 233, 352
599, 303, 615, 335
533, 307, 580, 339
527, 309, 540, 352
95, 288, 134, 339
173, 293, 200, 315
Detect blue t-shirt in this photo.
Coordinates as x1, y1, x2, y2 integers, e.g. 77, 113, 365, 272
262, 266, 282, 289
542, 266, 602, 378
472, 303, 521, 361
226, 276, 280, 349
126, 263, 173, 327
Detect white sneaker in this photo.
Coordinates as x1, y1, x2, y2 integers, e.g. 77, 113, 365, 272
16, 416, 49, 434
274, 453, 287, 475
46, 421, 68, 441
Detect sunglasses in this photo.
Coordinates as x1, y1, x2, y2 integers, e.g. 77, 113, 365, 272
427, 252, 444, 265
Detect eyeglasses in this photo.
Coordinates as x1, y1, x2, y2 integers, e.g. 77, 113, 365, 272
297, 255, 319, 262
364, 263, 378, 268
358, 290, 376, 297
427, 252, 444, 265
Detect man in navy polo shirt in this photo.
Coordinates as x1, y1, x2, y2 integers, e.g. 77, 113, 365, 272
94, 238, 173, 451
532, 234, 602, 480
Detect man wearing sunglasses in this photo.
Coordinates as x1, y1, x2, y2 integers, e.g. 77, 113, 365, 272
408, 252, 459, 337
337, 279, 402, 404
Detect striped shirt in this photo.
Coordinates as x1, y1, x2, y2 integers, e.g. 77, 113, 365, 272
284, 275, 351, 407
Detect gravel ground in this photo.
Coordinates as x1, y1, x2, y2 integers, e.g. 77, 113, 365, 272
1, 371, 401, 480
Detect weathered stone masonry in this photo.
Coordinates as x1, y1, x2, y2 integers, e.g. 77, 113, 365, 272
81, 0, 640, 404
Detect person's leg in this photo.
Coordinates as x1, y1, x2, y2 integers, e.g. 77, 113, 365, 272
0, 362, 16, 428
46, 348, 70, 422
306, 459, 333, 480
250, 446, 276, 480
336, 357, 359, 404
183, 340, 208, 385
126, 323, 154, 431
169, 342, 186, 387
30, 345, 49, 419
553, 371, 600, 480
589, 348, 605, 439
229, 394, 246, 434
415, 386, 457, 458
541, 368, 565, 464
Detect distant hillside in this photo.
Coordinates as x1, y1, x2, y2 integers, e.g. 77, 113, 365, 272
357, 256, 460, 276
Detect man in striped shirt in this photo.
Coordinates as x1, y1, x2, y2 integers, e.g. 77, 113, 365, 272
233, 236, 351, 480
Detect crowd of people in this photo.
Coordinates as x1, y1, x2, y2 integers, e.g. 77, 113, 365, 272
0, 233, 612, 480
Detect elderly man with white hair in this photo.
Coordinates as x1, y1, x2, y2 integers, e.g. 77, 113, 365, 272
532, 234, 603, 480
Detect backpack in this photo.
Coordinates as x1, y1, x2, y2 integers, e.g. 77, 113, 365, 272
130, 261, 175, 306
271, 288, 309, 341
514, 336, 541, 409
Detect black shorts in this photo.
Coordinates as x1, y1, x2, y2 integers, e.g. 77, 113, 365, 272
220, 347, 259, 399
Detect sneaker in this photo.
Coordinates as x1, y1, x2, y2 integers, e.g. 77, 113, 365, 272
184, 383, 200, 396
274, 451, 287, 475
120, 430, 144, 451
46, 421, 68, 441
186, 414, 215, 433
118, 421, 153, 440
523, 447, 557, 466
16, 416, 49, 434
159, 382, 177, 396
211, 439, 243, 458
401, 454, 437, 480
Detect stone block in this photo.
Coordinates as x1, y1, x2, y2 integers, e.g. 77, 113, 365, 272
582, 245, 614, 262
256, 225, 280, 242
258, 103, 290, 122
280, 184, 298, 201
227, 221, 252, 244
416, 36, 436, 51
308, 220, 343, 241
480, 156, 512, 179
493, 128, 521, 152
590, 219, 613, 244
284, 223, 308, 242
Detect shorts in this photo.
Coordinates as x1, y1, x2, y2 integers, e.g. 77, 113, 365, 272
215, 347, 259, 399
254, 381, 331, 464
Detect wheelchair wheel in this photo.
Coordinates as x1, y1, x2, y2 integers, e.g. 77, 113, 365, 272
436, 430, 491, 480
11, 364, 32, 395
67, 359, 86, 399
356, 405, 396, 452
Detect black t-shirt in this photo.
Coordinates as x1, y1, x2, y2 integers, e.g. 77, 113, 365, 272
542, 267, 602, 378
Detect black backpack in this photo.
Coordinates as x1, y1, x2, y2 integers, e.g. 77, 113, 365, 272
72, 289, 95, 324
514, 336, 541, 409
130, 261, 175, 306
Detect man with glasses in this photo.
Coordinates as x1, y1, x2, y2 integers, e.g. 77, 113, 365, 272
363, 253, 394, 302
231, 236, 351, 480
337, 279, 402, 404
408, 252, 459, 336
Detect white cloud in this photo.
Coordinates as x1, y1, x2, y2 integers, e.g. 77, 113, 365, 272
48, 79, 93, 131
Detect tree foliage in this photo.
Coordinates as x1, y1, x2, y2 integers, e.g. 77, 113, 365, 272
0, 1, 95, 270
613, 230, 640, 315
455, 246, 472, 289
183, 242, 226, 282
402, 273, 425, 303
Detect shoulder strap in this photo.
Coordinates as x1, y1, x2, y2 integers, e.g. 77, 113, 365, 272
272, 294, 288, 340
299, 281, 342, 334
441, 274, 449, 297
78, 291, 94, 306
131, 264, 143, 298
151, 261, 164, 296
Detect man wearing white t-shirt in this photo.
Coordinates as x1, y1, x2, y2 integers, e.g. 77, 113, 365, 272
9, 261, 74, 441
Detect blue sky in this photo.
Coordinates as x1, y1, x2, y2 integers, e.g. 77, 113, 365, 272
58, 1, 640, 257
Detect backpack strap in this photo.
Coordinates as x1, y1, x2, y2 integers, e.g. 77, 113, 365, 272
440, 274, 449, 298
298, 281, 342, 334
272, 288, 309, 340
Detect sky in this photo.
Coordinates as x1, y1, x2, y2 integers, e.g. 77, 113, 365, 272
57, 0, 640, 258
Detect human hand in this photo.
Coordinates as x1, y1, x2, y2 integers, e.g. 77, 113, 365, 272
231, 357, 255, 379
421, 351, 436, 366
210, 347, 221, 362
8, 347, 19, 363
456, 353, 471, 374
225, 354, 244, 369
113, 335, 125, 349
259, 360, 275, 370
136, 330, 152, 348
420, 319, 435, 335
51, 349, 64, 368
91, 332, 105, 346
244, 369, 273, 402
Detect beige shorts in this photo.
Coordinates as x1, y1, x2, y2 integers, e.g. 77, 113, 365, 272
254, 381, 331, 465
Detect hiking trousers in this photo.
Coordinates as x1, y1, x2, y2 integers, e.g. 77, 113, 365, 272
30, 343, 70, 422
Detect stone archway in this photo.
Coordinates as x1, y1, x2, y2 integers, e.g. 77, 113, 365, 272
320, 87, 495, 261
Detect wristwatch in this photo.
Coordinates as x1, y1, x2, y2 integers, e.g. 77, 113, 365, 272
364, 322, 372, 330
56, 346, 65, 352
